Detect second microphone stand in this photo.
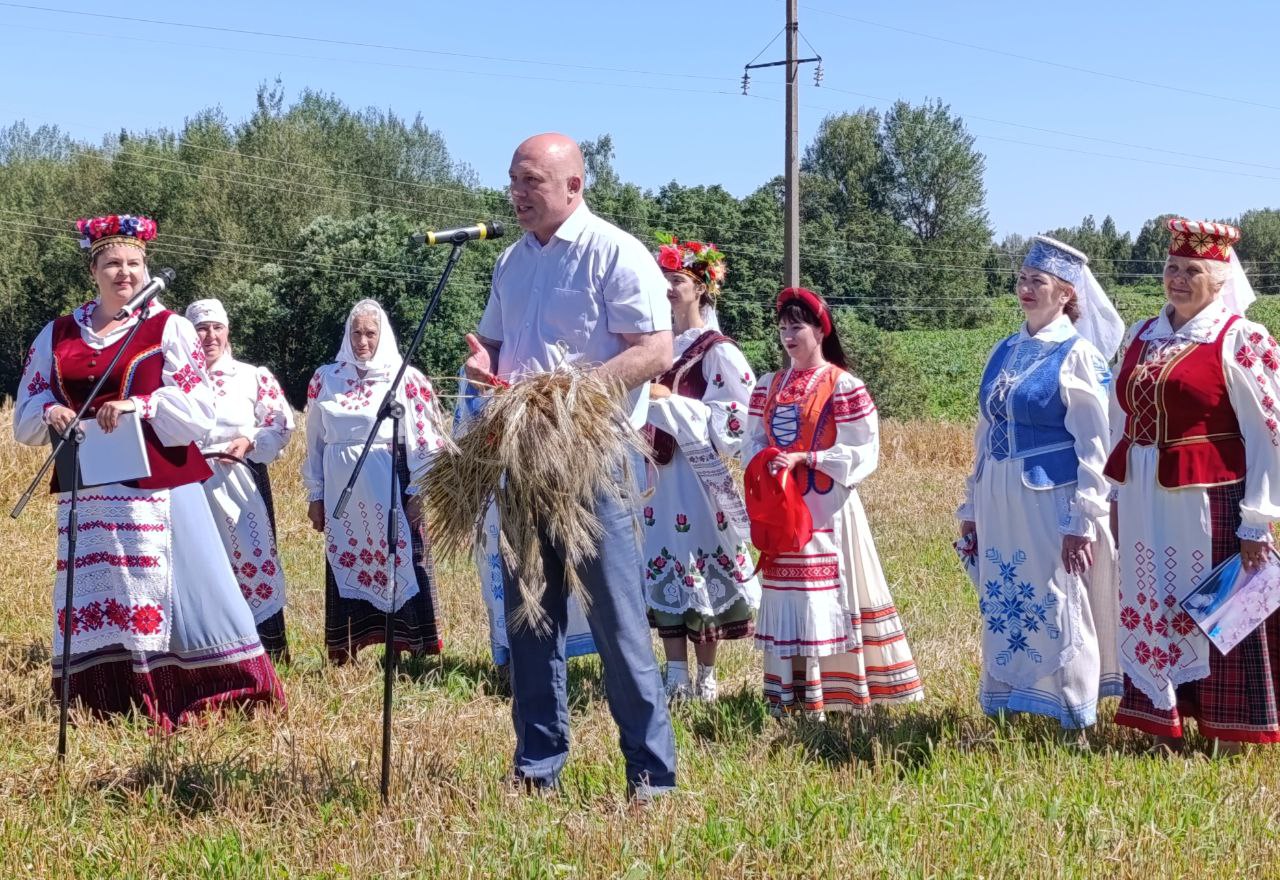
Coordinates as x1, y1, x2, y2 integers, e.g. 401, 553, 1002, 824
331, 240, 467, 804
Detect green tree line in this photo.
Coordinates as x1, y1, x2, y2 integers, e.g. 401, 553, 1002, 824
2, 83, 1278, 409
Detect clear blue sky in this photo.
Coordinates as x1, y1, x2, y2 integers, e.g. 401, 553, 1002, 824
0, 0, 1275, 239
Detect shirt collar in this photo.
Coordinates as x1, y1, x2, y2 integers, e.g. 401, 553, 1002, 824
208, 353, 239, 375
523, 201, 592, 251
1012, 313, 1076, 345
75, 297, 165, 332
1142, 299, 1231, 344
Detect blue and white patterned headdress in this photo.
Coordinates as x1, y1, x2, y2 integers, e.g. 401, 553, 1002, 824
1023, 236, 1087, 286
1022, 234, 1125, 360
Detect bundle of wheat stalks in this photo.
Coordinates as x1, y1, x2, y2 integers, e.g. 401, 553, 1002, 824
419, 362, 648, 632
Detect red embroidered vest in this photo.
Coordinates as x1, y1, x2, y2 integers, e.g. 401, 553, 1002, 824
1104, 314, 1245, 489
764, 366, 841, 495
49, 310, 212, 493
643, 330, 730, 465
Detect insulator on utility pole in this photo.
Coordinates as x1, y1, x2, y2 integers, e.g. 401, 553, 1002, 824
814, 61, 824, 87
741, 70, 751, 95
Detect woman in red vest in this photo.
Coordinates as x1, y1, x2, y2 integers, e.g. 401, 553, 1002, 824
746, 288, 923, 718
641, 237, 759, 702
1106, 219, 1280, 751
13, 214, 284, 730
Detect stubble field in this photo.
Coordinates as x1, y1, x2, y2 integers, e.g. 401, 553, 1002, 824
1, 411, 1278, 879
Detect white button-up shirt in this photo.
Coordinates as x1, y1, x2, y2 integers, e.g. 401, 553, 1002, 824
478, 201, 671, 427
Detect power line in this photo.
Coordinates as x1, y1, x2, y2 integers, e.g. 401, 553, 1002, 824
817, 85, 1280, 175
0, 3, 738, 82
0, 79, 1270, 260
0, 20, 747, 99
799, 3, 1280, 114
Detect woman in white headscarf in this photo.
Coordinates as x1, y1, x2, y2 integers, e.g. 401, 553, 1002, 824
957, 236, 1125, 731
1106, 220, 1280, 752
186, 298, 295, 660
302, 299, 447, 663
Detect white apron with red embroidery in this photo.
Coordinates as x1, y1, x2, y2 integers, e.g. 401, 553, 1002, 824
199, 354, 295, 624
303, 362, 445, 613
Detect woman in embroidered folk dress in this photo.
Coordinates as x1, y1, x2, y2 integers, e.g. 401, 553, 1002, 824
186, 299, 295, 661
1107, 219, 1280, 752
13, 214, 284, 730
746, 288, 923, 718
642, 237, 759, 702
958, 237, 1125, 730
303, 299, 446, 664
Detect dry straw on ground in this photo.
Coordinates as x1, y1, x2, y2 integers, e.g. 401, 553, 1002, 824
420, 363, 648, 633
3, 407, 1280, 877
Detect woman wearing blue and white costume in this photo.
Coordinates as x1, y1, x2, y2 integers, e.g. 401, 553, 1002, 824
957, 236, 1125, 730
453, 372, 597, 670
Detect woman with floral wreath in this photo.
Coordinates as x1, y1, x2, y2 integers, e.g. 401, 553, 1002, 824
641, 235, 760, 702
14, 214, 284, 729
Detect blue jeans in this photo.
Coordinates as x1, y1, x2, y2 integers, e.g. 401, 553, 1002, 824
501, 466, 677, 794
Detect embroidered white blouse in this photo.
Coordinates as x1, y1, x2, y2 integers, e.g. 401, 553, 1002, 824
15, 300, 214, 450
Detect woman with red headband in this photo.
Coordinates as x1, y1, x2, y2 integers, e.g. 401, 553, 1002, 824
12, 214, 284, 730
642, 236, 759, 702
1106, 219, 1280, 752
745, 288, 923, 718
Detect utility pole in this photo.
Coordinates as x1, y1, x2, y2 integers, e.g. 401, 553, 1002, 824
783, 0, 799, 288
743, 5, 821, 289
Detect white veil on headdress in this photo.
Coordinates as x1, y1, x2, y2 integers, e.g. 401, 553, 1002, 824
337, 298, 402, 379
1221, 251, 1257, 317
701, 304, 722, 332
1025, 235, 1125, 360
1073, 267, 1125, 361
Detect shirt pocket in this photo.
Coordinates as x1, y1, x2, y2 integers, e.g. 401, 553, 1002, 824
539, 286, 598, 351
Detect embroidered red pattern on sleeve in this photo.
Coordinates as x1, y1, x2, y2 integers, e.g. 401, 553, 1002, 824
1236, 328, 1280, 447
833, 384, 876, 423
26, 371, 50, 396
171, 364, 201, 393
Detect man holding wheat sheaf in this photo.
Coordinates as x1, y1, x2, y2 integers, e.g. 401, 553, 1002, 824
462, 132, 678, 799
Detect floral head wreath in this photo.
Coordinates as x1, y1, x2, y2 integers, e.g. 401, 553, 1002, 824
654, 233, 727, 297
76, 214, 158, 257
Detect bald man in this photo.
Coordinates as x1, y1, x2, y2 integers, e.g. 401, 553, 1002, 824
465, 133, 677, 799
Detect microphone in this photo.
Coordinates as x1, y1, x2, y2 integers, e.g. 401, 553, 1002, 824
411, 221, 505, 247
113, 267, 177, 320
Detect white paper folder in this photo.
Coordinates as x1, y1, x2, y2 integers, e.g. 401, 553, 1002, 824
52, 411, 152, 489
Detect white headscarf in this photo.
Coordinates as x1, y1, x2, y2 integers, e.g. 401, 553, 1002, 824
1072, 266, 1125, 361
186, 298, 229, 327
337, 298, 402, 379
1221, 251, 1257, 317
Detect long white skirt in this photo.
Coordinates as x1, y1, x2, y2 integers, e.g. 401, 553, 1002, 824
972, 457, 1121, 728
202, 458, 286, 625
756, 485, 923, 712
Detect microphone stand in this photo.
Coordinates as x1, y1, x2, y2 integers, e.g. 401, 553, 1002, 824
11, 296, 162, 762
332, 240, 467, 804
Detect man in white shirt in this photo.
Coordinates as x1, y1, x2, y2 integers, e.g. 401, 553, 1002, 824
465, 132, 677, 798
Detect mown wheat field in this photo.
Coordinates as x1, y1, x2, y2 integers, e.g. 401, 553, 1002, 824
1, 410, 1279, 879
